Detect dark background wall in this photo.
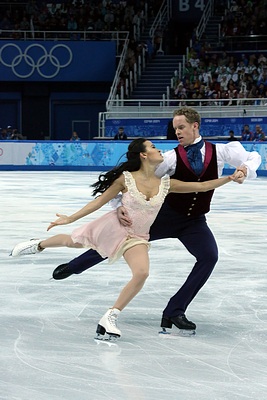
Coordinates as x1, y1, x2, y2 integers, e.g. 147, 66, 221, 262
0, 41, 116, 139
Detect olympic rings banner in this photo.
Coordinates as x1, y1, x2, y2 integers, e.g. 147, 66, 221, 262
0, 41, 116, 81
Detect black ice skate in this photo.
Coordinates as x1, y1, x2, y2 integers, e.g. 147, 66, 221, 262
159, 315, 196, 337
53, 263, 73, 280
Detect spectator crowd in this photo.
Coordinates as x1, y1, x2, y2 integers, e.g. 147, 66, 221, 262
0, 0, 161, 38
1, 0, 266, 108
0, 0, 267, 141
170, 0, 267, 106
171, 50, 267, 107
0, 126, 24, 140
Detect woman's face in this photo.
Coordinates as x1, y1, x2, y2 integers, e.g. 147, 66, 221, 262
143, 141, 163, 164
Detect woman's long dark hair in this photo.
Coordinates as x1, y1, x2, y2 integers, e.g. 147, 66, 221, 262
91, 138, 147, 196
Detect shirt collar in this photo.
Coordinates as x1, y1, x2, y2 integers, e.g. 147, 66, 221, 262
185, 136, 203, 148
193, 136, 202, 145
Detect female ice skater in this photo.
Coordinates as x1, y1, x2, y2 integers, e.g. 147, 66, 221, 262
11, 138, 235, 339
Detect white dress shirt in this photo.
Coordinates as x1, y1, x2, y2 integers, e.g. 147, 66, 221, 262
110, 139, 261, 209
155, 137, 261, 179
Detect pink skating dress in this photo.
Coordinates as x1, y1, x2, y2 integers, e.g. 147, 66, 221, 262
71, 171, 170, 263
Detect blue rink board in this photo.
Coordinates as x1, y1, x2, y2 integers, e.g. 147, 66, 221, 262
0, 140, 266, 176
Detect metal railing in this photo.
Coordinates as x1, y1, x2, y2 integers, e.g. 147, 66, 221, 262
149, 0, 171, 55
108, 0, 215, 112
195, 0, 214, 40
106, 45, 148, 111
221, 35, 267, 51
104, 34, 129, 112
0, 30, 129, 52
99, 98, 267, 137
106, 0, 173, 110
188, 0, 215, 56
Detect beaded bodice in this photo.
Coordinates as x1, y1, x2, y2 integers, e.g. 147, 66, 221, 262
122, 171, 170, 239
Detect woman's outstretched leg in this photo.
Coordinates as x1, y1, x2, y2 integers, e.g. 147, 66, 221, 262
96, 244, 150, 338
40, 234, 83, 249
11, 234, 82, 257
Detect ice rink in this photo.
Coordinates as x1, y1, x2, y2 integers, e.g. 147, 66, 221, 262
1, 171, 267, 400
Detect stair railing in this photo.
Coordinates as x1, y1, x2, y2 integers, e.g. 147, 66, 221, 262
127, 47, 147, 99
166, 87, 171, 105
171, 71, 178, 89
195, 0, 214, 40
185, 0, 215, 79
105, 34, 129, 111
129, 70, 134, 93
134, 63, 138, 86
157, 37, 165, 55
180, 58, 185, 78
125, 79, 129, 99
138, 54, 142, 78
149, 0, 171, 48
106, 1, 172, 112
142, 46, 147, 69
120, 86, 124, 103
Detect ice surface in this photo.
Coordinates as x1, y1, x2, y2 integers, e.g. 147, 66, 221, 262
1, 171, 267, 400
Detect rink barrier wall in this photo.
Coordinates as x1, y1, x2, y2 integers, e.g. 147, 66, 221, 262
0, 140, 266, 176
105, 116, 267, 139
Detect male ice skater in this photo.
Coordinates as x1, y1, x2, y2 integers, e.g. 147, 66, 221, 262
52, 107, 261, 333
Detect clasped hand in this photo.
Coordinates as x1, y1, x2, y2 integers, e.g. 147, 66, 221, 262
47, 213, 71, 231
232, 166, 247, 184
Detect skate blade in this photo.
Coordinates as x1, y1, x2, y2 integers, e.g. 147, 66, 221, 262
94, 333, 119, 343
94, 338, 118, 347
158, 328, 196, 337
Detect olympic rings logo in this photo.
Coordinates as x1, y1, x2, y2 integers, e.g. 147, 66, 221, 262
0, 43, 73, 78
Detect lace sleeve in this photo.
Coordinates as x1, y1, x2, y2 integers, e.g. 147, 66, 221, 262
160, 175, 170, 199
123, 171, 136, 195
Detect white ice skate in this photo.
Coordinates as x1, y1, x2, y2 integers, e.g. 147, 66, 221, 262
95, 308, 121, 340
10, 239, 43, 257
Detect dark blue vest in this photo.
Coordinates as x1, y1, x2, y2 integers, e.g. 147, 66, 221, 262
166, 142, 218, 216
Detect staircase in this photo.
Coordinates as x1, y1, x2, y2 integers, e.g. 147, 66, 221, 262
201, 13, 224, 50
129, 54, 183, 101
127, 8, 183, 103
127, 12, 225, 101
125, 1, 227, 103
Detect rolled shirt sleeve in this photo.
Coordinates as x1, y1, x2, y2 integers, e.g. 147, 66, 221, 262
215, 142, 262, 179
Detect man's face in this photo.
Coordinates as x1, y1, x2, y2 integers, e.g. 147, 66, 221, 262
172, 115, 200, 147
